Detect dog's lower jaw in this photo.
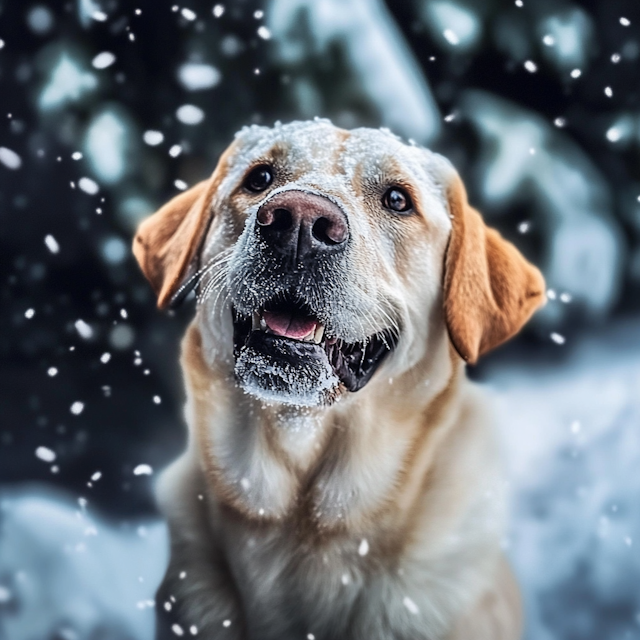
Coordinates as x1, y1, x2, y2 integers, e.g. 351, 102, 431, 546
234, 340, 342, 407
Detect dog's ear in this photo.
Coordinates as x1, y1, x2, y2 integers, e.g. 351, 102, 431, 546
443, 174, 545, 364
132, 180, 216, 309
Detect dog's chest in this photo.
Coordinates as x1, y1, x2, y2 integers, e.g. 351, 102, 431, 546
206, 397, 412, 529
220, 519, 396, 639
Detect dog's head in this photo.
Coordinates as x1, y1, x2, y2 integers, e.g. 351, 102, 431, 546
134, 121, 545, 407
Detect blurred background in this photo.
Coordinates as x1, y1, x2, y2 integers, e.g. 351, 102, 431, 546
1, 0, 639, 638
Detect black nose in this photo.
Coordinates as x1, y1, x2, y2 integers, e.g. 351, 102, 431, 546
256, 191, 349, 260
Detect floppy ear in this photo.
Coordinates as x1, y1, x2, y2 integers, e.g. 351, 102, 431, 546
443, 175, 546, 364
133, 143, 239, 309
132, 180, 216, 309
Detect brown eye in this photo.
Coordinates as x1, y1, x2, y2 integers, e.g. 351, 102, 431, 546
383, 187, 412, 213
244, 165, 273, 192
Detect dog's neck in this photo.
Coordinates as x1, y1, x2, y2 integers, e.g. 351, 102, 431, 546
182, 322, 465, 535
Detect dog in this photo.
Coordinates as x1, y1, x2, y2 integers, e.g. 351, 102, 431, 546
133, 120, 545, 640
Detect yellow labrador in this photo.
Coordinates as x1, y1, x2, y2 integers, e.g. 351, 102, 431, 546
133, 120, 545, 640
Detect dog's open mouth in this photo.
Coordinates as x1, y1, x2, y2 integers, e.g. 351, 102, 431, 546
232, 294, 397, 406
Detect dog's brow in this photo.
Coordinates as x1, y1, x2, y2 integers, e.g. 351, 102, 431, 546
240, 141, 290, 168
268, 141, 290, 161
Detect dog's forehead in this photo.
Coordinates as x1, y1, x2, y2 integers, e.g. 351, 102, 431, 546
232, 120, 343, 167
230, 120, 450, 193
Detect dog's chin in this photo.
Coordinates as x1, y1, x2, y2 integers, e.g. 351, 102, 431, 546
234, 332, 341, 407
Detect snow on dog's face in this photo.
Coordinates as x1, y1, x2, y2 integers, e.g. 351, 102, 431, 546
133, 120, 545, 407
197, 121, 452, 406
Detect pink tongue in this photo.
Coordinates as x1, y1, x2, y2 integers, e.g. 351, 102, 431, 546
263, 310, 317, 339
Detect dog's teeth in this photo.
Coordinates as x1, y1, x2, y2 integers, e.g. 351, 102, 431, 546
260, 317, 267, 331
252, 313, 260, 331
314, 324, 325, 344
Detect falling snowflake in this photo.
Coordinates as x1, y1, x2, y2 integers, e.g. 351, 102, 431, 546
133, 463, 153, 476
92, 52, 116, 69
143, 130, 164, 146
78, 177, 99, 195
44, 234, 60, 253
403, 596, 419, 614
606, 127, 622, 142
178, 63, 220, 91
518, 221, 531, 233
0, 147, 22, 169
35, 446, 56, 462
75, 319, 93, 339
70, 401, 85, 415
176, 104, 204, 125
443, 29, 459, 45
257, 26, 271, 40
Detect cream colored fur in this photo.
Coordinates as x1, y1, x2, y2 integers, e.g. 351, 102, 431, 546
133, 121, 544, 640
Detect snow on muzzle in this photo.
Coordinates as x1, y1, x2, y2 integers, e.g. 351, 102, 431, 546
232, 295, 398, 407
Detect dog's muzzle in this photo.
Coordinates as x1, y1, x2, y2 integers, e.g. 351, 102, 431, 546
229, 191, 397, 407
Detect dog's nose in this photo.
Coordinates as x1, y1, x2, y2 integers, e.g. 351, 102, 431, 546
256, 191, 349, 260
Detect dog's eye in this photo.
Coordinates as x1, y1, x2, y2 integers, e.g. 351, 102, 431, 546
244, 165, 274, 193
382, 187, 412, 213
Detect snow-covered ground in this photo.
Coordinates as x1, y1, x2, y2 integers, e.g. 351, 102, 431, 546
492, 321, 640, 640
0, 490, 167, 640
1, 322, 639, 640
